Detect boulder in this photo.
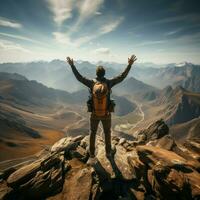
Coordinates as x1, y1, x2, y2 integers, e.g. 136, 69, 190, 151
148, 162, 200, 199
7, 160, 41, 188
51, 135, 84, 153
60, 167, 93, 200
48, 158, 93, 200
6, 153, 66, 199
136, 119, 169, 143
146, 135, 176, 151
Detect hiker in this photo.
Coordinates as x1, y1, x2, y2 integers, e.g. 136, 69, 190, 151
66, 55, 137, 162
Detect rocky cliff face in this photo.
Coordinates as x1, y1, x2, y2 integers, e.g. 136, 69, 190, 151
0, 120, 200, 200
156, 86, 200, 125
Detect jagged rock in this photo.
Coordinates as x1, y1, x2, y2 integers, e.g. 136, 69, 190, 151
5, 153, 66, 199
148, 162, 200, 199
94, 136, 136, 180
136, 119, 169, 143
48, 158, 93, 200
1, 119, 200, 200
69, 145, 89, 162
18, 158, 64, 199
136, 145, 186, 167
183, 139, 200, 154
137, 145, 200, 198
7, 160, 41, 188
149, 163, 187, 199
51, 135, 84, 153
177, 142, 200, 163
137, 145, 200, 173
59, 167, 93, 200
127, 155, 146, 180
146, 135, 176, 151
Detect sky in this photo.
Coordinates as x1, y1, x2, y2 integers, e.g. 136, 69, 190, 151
0, 0, 200, 64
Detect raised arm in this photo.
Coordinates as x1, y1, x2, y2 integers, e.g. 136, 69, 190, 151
109, 55, 137, 87
66, 57, 93, 88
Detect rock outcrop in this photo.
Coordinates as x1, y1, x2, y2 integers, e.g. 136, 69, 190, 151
0, 120, 200, 200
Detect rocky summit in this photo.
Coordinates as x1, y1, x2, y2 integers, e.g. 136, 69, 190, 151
0, 119, 200, 200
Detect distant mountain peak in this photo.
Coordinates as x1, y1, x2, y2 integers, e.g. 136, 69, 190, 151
175, 62, 194, 67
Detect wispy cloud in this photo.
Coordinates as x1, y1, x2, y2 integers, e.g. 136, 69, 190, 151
134, 40, 166, 47
46, 0, 104, 28
53, 17, 124, 47
0, 32, 45, 45
94, 47, 110, 55
71, 0, 104, 32
46, 0, 74, 26
99, 17, 124, 34
165, 29, 182, 36
0, 17, 22, 29
46, 0, 124, 47
0, 39, 30, 52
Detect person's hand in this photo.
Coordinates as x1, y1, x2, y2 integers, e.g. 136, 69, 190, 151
66, 57, 74, 66
128, 55, 137, 66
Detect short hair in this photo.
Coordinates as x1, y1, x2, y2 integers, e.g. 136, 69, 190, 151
96, 66, 105, 77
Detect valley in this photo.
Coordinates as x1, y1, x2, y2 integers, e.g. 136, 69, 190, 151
0, 60, 200, 165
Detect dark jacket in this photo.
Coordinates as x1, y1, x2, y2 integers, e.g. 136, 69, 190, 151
70, 64, 132, 90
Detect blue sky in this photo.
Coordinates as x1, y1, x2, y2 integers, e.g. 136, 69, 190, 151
0, 0, 200, 64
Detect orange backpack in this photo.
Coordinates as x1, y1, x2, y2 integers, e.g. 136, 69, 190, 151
92, 81, 108, 116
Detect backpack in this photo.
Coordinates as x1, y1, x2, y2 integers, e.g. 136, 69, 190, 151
87, 80, 116, 116
92, 81, 109, 116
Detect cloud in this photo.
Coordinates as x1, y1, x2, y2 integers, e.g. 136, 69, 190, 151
165, 29, 181, 36
0, 39, 30, 52
71, 0, 104, 32
99, 17, 124, 34
0, 17, 22, 28
94, 47, 110, 55
53, 17, 124, 47
0, 32, 45, 45
77, 0, 103, 23
47, 0, 104, 33
49, 0, 123, 48
46, 0, 74, 26
134, 40, 166, 47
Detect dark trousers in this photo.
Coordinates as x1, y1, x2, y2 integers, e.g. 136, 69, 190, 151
89, 114, 111, 156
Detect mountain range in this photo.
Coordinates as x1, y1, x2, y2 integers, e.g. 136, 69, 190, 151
1, 60, 200, 93
132, 62, 200, 92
